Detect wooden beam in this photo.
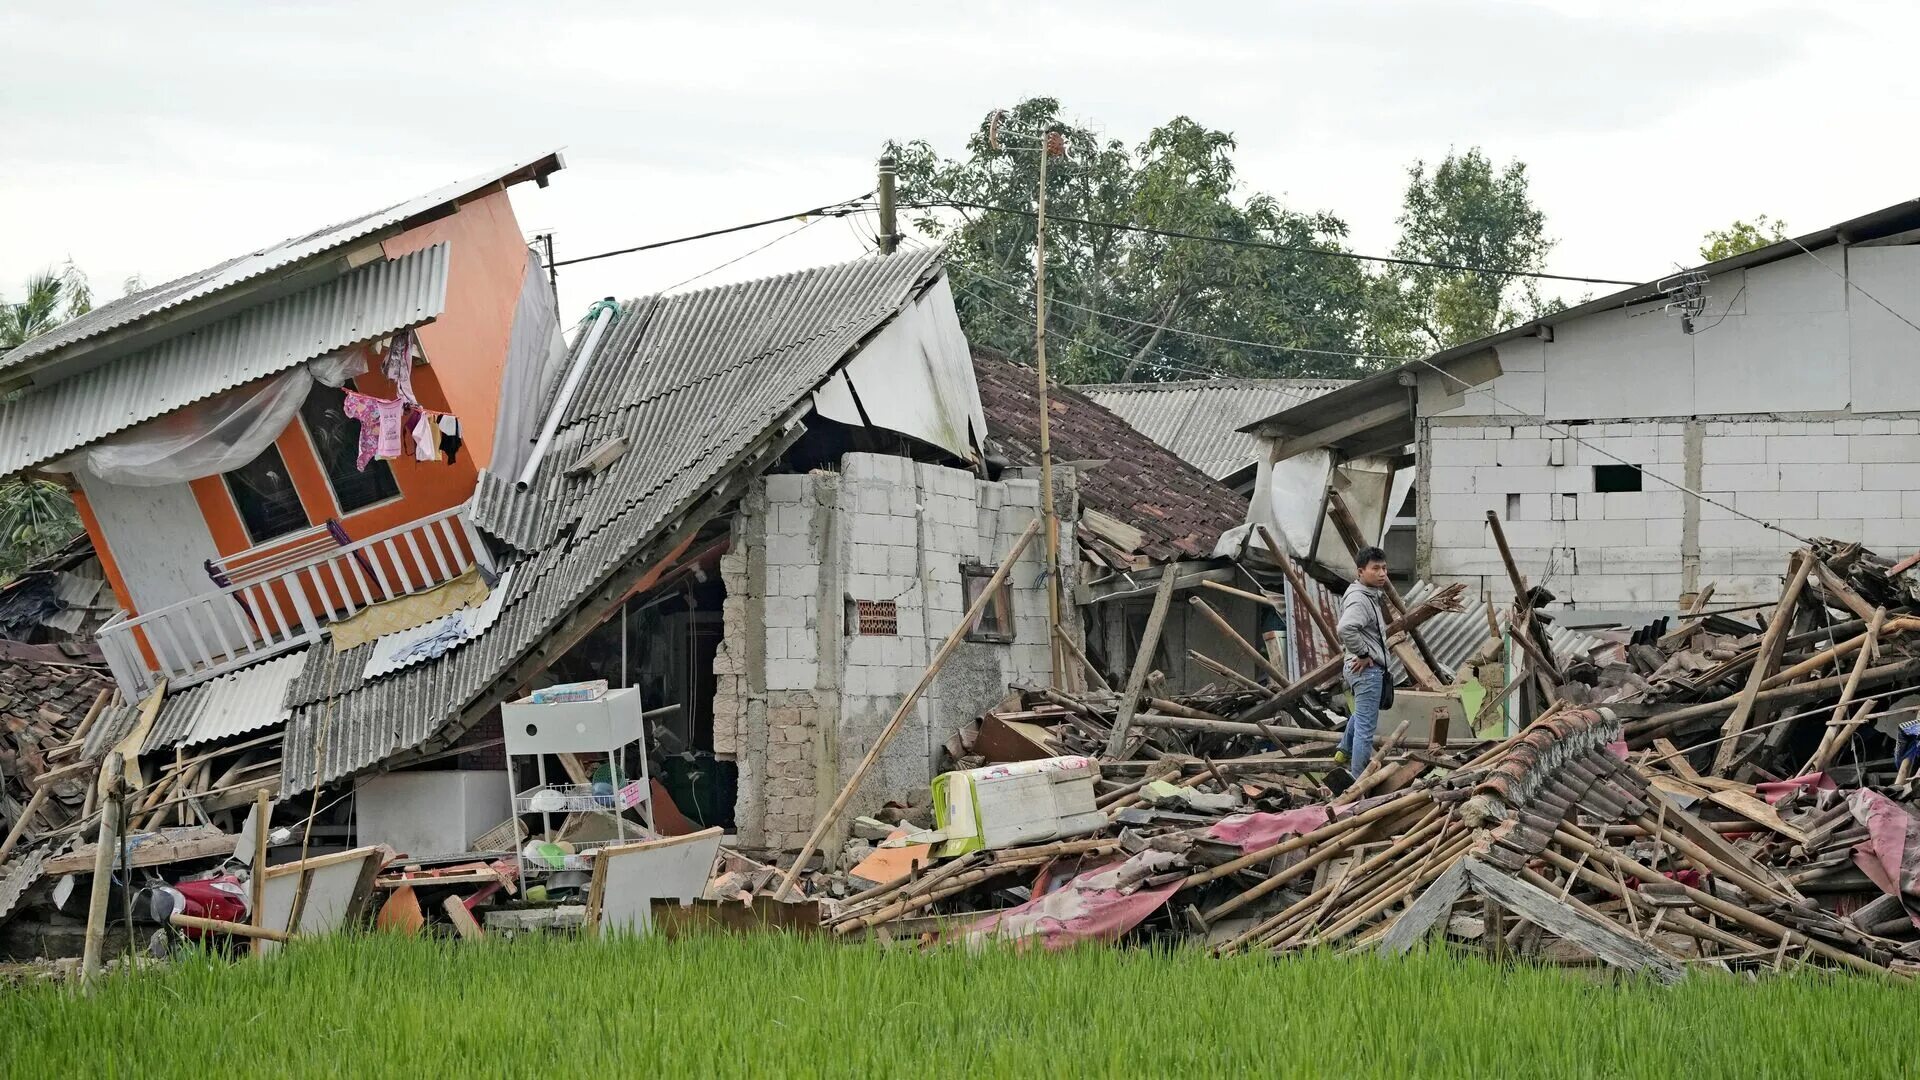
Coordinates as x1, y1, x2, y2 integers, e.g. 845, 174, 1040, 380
1186, 596, 1288, 685
1463, 859, 1684, 984
1714, 551, 1813, 773
1258, 525, 1338, 653
1266, 401, 1408, 462
1106, 567, 1181, 757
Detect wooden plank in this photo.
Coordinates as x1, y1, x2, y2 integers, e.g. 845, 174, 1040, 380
171, 912, 293, 943
1462, 859, 1684, 984
1266, 401, 1408, 461
1376, 857, 1470, 955
1706, 788, 1810, 844
442, 895, 486, 940
1258, 526, 1339, 653
1714, 552, 1812, 773
44, 824, 232, 876
1105, 565, 1182, 758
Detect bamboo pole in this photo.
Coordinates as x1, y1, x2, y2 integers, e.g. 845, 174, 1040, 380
1259, 525, 1339, 652
776, 519, 1041, 899
170, 913, 293, 943
80, 754, 123, 989
1106, 567, 1181, 758
0, 786, 50, 866
1714, 551, 1813, 773
1188, 596, 1289, 685
1053, 625, 1112, 694
249, 788, 271, 956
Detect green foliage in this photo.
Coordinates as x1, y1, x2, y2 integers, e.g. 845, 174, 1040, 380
0, 268, 94, 580
893, 99, 1376, 383
2, 933, 1913, 1076
1371, 149, 1557, 353
0, 264, 91, 352
1700, 215, 1788, 262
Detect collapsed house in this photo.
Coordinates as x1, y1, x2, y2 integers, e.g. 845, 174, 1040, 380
1241, 196, 1920, 615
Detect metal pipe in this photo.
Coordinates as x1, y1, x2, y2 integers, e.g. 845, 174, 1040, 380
517, 299, 618, 491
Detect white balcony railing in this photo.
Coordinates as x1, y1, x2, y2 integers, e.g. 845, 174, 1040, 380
98, 504, 490, 699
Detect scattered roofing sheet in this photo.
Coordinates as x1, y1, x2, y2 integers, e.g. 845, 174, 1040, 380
1, 152, 560, 371
279, 249, 949, 792
1078, 377, 1348, 483
143, 650, 305, 751
973, 349, 1246, 562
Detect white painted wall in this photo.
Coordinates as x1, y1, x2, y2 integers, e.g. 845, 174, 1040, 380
1418, 243, 1920, 611
75, 468, 225, 614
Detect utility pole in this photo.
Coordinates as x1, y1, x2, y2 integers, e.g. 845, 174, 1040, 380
1034, 129, 1065, 687
539, 232, 560, 312
876, 154, 899, 255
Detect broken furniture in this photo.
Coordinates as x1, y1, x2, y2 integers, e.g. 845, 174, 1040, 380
502, 685, 655, 886
584, 827, 723, 935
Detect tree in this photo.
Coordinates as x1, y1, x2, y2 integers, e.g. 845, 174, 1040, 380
0, 264, 91, 351
892, 98, 1378, 383
1370, 149, 1557, 353
1699, 215, 1787, 262
0, 268, 92, 581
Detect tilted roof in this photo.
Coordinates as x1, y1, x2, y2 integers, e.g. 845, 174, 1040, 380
1079, 377, 1348, 484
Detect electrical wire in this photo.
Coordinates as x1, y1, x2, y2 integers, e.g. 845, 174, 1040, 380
549, 193, 872, 268
886, 198, 1641, 286
1787, 236, 1920, 338
655, 216, 829, 295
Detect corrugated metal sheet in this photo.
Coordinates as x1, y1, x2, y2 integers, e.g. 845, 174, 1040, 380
280, 249, 948, 792
144, 650, 304, 750
0, 152, 559, 371
0, 244, 449, 476
1079, 378, 1348, 481
0, 848, 46, 923
81, 696, 140, 761
1404, 580, 1497, 678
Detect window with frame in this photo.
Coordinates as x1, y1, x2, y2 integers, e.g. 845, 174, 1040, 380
962, 562, 1014, 643
300, 383, 400, 514
224, 443, 309, 545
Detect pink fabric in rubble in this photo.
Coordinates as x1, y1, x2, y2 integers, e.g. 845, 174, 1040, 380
1848, 789, 1920, 916
960, 859, 1181, 950
1756, 772, 1837, 806
1605, 741, 1629, 761
1206, 805, 1334, 853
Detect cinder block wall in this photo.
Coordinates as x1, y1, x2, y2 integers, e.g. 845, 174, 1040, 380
714, 453, 1067, 851
1420, 414, 1920, 611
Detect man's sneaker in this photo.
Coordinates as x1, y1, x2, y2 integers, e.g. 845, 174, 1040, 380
1333, 749, 1350, 765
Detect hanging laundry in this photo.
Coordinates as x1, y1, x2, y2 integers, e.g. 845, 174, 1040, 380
411, 409, 441, 462
383, 331, 418, 404
438, 414, 463, 464
343, 390, 407, 470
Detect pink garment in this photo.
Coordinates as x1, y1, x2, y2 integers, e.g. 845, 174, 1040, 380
411, 409, 439, 461
342, 391, 407, 470
1208, 806, 1335, 854
958, 854, 1181, 950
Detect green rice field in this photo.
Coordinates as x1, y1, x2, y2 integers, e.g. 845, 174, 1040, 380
2, 933, 1915, 1077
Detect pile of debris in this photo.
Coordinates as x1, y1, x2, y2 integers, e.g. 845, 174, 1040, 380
790, 520, 1920, 979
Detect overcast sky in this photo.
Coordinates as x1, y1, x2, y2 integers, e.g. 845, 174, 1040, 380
3, 1, 1912, 337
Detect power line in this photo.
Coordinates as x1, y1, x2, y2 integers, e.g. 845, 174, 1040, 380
656, 215, 829, 294
948, 262, 1410, 365
889, 198, 1641, 287
549, 193, 872, 268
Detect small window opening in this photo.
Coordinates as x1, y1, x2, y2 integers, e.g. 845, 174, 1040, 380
1593, 464, 1643, 493
962, 563, 1014, 644
846, 598, 898, 636
224, 444, 309, 544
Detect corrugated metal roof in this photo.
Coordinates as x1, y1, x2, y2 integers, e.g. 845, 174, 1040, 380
1078, 378, 1348, 481
0, 243, 449, 476
81, 695, 140, 761
1, 152, 560, 371
1404, 580, 1496, 678
279, 248, 948, 792
144, 650, 304, 751
0, 848, 45, 923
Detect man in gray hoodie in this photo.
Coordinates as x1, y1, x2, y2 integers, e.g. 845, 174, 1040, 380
1335, 545, 1392, 775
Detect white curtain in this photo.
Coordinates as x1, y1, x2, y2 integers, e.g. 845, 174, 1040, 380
48, 349, 368, 487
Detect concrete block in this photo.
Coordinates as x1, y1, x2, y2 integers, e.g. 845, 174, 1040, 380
1517, 492, 1552, 520
1568, 574, 1658, 605
889, 485, 921, 516
1587, 436, 1657, 464
765, 659, 818, 691
1427, 466, 1478, 495
1494, 439, 1552, 467
1428, 493, 1507, 521
764, 627, 789, 661
1894, 419, 1920, 435
1862, 418, 1893, 435
1599, 491, 1683, 520
1863, 463, 1920, 491
1821, 490, 1900, 518
1777, 463, 1862, 491
1734, 490, 1819, 520
1766, 434, 1850, 463
1699, 518, 1790, 549
780, 565, 821, 597
1860, 520, 1917, 550
1655, 435, 1686, 464
1588, 546, 1681, 575
1554, 468, 1595, 494
1474, 465, 1557, 494
888, 516, 918, 546
764, 595, 806, 629
1702, 436, 1768, 464
763, 473, 812, 502
765, 530, 815, 567
1497, 520, 1560, 547
1645, 518, 1683, 548
850, 544, 893, 576
1701, 463, 1778, 493
1432, 440, 1496, 467
1565, 518, 1646, 548
787, 628, 819, 664
1433, 546, 1553, 577
887, 545, 919, 576
1834, 419, 1863, 435
1851, 435, 1920, 463
773, 502, 814, 537
1431, 520, 1488, 548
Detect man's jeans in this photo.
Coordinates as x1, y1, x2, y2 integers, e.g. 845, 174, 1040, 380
1340, 664, 1384, 775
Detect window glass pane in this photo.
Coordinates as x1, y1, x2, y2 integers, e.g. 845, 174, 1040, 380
962, 564, 1013, 643
301, 384, 399, 513
224, 443, 308, 544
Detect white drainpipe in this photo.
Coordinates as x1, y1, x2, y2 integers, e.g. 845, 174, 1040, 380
518, 298, 618, 492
